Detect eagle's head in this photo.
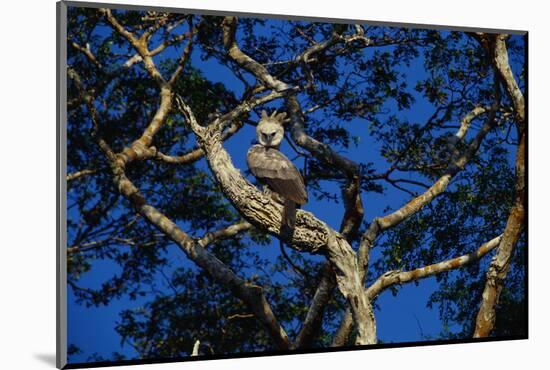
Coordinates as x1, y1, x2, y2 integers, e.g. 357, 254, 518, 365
256, 110, 289, 148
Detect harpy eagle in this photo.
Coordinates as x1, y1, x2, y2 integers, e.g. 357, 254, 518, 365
247, 110, 308, 231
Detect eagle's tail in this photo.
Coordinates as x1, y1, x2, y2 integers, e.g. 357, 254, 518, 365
281, 198, 297, 231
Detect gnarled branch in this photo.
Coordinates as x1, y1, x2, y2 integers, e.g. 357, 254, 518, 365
177, 94, 377, 345
295, 174, 363, 348
70, 68, 292, 351
333, 101, 499, 345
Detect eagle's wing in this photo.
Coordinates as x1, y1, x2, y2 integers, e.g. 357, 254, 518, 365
247, 145, 308, 205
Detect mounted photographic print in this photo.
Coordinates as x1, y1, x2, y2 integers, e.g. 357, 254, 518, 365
57, 1, 527, 368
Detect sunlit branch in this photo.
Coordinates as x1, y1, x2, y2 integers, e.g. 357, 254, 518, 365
71, 63, 293, 351
366, 235, 503, 300
197, 221, 253, 248
67, 168, 97, 182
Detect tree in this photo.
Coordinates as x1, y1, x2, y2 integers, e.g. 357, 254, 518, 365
65, 5, 526, 362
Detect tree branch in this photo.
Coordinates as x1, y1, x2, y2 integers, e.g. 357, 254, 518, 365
111, 160, 292, 350
332, 102, 498, 345
294, 264, 336, 348
70, 40, 102, 68
221, 16, 361, 178
366, 235, 503, 300
294, 173, 364, 348
67, 168, 97, 182
473, 34, 526, 338
168, 18, 199, 85
177, 94, 377, 345
493, 35, 525, 127
100, 8, 179, 166
197, 221, 252, 248
100, 8, 166, 85
474, 129, 525, 337
191, 340, 200, 356
71, 67, 292, 351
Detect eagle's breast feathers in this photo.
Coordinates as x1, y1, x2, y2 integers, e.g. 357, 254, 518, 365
247, 145, 307, 205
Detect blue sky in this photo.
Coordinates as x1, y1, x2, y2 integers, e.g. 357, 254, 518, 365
67, 8, 523, 363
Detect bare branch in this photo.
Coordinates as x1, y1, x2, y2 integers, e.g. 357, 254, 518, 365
153, 148, 205, 165
100, 7, 183, 166
100, 8, 166, 85
122, 54, 143, 69
70, 40, 102, 68
333, 102, 499, 345
67, 168, 97, 182
493, 35, 525, 127
374, 106, 498, 233
366, 235, 503, 300
472, 35, 526, 337
227, 313, 255, 320
141, 12, 171, 41
73, 67, 292, 351
197, 221, 252, 248
455, 106, 488, 140
112, 169, 291, 350
221, 16, 361, 178
295, 175, 363, 348
180, 95, 377, 345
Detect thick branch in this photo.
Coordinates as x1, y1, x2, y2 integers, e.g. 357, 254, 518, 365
473, 132, 525, 337
121, 85, 173, 161
179, 97, 376, 345
455, 106, 488, 140
473, 35, 526, 337
115, 150, 291, 351
333, 103, 498, 345
72, 68, 292, 351
493, 35, 525, 127
295, 174, 363, 348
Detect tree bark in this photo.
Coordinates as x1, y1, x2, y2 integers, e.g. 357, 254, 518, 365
473, 133, 525, 337
332, 103, 498, 345
472, 33, 526, 338
69, 66, 293, 350
181, 100, 377, 344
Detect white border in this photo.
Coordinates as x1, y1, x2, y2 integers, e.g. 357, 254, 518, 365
1, 1, 546, 369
